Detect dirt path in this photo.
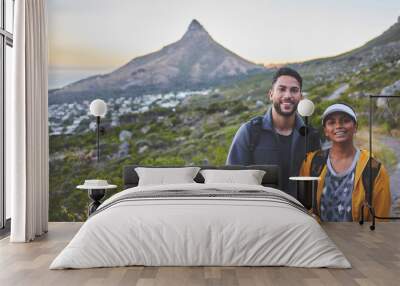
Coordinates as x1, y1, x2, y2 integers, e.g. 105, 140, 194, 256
326, 83, 349, 100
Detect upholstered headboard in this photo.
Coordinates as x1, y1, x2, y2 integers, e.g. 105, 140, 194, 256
123, 165, 281, 190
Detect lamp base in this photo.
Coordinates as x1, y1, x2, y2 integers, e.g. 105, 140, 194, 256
359, 201, 400, 231
87, 189, 105, 216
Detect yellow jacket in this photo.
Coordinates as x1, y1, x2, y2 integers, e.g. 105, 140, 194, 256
299, 149, 391, 221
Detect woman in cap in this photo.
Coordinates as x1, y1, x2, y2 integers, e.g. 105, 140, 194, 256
299, 103, 391, 221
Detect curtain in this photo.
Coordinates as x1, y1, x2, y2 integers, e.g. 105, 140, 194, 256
8, 0, 49, 242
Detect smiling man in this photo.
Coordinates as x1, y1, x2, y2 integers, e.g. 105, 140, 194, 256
226, 67, 320, 197
300, 103, 391, 221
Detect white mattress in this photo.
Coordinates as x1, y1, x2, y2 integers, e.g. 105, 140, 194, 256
50, 183, 351, 269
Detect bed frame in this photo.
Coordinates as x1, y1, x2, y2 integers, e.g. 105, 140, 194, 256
123, 165, 281, 190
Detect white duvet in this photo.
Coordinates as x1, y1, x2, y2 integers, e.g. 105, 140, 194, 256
50, 183, 351, 269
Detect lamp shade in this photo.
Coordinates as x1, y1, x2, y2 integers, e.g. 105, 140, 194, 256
297, 99, 315, 117
90, 99, 107, 117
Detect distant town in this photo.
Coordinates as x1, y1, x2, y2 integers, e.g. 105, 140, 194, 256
48, 90, 211, 136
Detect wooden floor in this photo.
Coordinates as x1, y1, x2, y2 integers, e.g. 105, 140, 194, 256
0, 222, 399, 286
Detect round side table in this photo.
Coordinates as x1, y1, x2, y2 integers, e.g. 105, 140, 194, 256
289, 176, 320, 215
77, 184, 117, 216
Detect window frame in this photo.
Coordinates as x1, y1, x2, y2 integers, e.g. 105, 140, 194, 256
0, 0, 13, 233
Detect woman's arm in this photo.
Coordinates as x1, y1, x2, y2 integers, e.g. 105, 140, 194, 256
373, 164, 392, 218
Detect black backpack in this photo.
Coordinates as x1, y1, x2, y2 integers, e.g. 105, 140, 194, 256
310, 149, 381, 204
248, 116, 264, 154
248, 116, 319, 159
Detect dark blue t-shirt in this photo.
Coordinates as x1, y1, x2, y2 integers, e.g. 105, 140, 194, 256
277, 132, 293, 193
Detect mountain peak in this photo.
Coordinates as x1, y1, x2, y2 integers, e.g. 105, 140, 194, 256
181, 19, 210, 40
188, 19, 204, 31
50, 18, 265, 103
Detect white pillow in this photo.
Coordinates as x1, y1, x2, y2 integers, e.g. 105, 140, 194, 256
135, 167, 200, 186
200, 169, 266, 185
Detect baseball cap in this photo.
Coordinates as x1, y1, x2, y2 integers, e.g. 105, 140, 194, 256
321, 103, 357, 125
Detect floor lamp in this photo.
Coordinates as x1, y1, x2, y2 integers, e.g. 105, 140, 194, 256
89, 99, 107, 163
295, 99, 318, 212
359, 95, 400, 230
297, 98, 315, 161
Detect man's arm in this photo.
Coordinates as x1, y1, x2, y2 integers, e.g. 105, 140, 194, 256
226, 123, 252, 165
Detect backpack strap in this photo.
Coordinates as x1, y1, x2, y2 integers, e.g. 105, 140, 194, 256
248, 116, 263, 152
248, 116, 264, 162
362, 157, 381, 205
310, 149, 329, 177
307, 126, 321, 153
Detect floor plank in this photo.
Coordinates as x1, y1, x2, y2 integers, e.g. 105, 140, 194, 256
0, 222, 399, 286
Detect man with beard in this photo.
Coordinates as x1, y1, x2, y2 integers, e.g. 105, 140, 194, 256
226, 67, 320, 197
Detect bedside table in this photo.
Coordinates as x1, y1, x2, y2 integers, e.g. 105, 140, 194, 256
289, 176, 320, 216
77, 183, 117, 215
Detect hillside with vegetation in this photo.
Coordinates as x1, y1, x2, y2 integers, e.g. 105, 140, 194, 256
49, 18, 400, 221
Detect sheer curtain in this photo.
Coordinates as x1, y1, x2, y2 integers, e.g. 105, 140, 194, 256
7, 0, 49, 242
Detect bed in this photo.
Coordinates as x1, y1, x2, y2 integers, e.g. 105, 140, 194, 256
50, 165, 351, 269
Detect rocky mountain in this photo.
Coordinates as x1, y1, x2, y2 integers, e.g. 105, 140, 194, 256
294, 16, 400, 81
345, 16, 400, 56
49, 20, 265, 104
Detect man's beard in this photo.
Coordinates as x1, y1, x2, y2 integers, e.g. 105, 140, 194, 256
273, 101, 298, 117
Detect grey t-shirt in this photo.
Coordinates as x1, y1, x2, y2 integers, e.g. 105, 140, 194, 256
320, 149, 360, 222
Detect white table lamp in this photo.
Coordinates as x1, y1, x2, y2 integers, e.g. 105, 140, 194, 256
90, 99, 107, 117
297, 98, 315, 160
89, 99, 108, 162
297, 98, 315, 117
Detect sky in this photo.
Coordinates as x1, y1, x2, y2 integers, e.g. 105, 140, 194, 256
48, 0, 400, 88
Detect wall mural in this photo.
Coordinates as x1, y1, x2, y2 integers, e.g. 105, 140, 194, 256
48, 1, 400, 221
